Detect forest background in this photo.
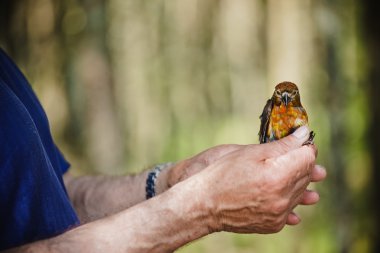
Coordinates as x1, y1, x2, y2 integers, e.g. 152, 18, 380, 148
1, 0, 379, 252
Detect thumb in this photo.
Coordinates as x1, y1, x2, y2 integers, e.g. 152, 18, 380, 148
262, 126, 311, 158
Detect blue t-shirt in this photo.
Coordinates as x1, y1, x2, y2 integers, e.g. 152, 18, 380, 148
0, 49, 80, 250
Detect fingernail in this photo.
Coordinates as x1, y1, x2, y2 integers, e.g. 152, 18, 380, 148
293, 126, 309, 139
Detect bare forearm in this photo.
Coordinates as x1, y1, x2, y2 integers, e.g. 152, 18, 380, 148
4, 131, 325, 253
5, 181, 214, 253
106, 181, 215, 252
64, 169, 170, 223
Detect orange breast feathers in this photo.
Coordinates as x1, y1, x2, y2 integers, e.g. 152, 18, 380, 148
268, 104, 308, 140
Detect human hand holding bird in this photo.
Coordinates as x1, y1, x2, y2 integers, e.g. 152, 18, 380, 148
259, 81, 315, 145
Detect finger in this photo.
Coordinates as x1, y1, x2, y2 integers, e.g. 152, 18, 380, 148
260, 126, 312, 159
287, 174, 313, 210
286, 211, 301, 225
310, 165, 327, 182
299, 190, 320, 205
266, 144, 316, 182
287, 177, 311, 211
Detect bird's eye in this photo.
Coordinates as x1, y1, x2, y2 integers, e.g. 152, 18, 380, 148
275, 90, 281, 96
292, 90, 299, 96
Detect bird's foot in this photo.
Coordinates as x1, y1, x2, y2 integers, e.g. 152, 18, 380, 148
302, 131, 315, 145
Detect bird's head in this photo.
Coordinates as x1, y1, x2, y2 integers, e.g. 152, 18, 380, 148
272, 81, 302, 107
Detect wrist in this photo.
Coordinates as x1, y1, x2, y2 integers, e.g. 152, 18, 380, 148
147, 162, 175, 198
154, 165, 170, 195
117, 177, 217, 252
159, 178, 218, 248
168, 173, 220, 233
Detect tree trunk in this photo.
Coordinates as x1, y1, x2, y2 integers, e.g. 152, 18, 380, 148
363, 0, 380, 252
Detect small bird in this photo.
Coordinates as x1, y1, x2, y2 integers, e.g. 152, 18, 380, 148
259, 81, 314, 144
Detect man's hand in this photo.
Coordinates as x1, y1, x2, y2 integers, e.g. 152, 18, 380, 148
9, 126, 326, 253
167, 144, 242, 187
171, 126, 326, 234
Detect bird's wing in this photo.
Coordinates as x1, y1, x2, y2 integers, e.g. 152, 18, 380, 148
259, 98, 273, 144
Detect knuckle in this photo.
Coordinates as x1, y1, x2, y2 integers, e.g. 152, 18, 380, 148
262, 165, 286, 189
271, 220, 286, 233
305, 146, 317, 162
297, 147, 316, 170
272, 199, 290, 215
264, 158, 278, 169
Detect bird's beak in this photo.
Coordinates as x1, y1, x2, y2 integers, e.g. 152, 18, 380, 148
282, 93, 290, 106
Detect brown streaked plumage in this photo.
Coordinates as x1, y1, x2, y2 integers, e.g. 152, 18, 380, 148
259, 81, 314, 144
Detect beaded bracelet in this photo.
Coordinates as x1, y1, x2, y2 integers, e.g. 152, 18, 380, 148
145, 162, 173, 199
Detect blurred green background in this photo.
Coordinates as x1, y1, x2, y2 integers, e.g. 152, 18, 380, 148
1, 0, 379, 252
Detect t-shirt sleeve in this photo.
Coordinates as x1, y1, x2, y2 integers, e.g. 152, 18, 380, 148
55, 145, 71, 174
0, 81, 80, 250
0, 50, 79, 250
